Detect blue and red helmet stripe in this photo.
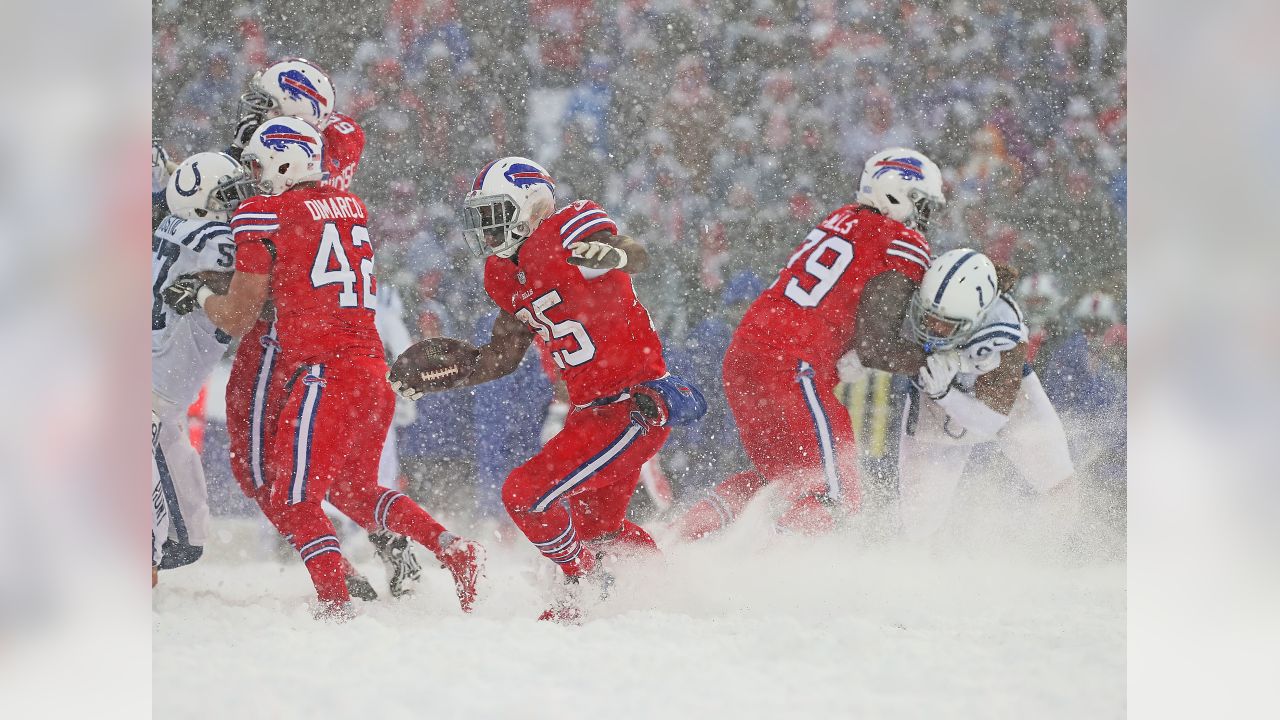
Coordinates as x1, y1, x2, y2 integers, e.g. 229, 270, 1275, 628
472, 160, 498, 191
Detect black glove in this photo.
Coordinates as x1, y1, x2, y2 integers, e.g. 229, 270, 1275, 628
162, 276, 208, 316
231, 112, 265, 150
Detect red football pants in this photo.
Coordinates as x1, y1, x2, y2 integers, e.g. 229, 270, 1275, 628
678, 336, 860, 539
502, 401, 669, 575
225, 318, 288, 519
264, 355, 449, 604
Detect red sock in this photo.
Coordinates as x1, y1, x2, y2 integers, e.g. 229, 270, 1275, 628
776, 495, 836, 535
377, 490, 448, 555
274, 501, 350, 604
300, 542, 349, 604
676, 470, 769, 541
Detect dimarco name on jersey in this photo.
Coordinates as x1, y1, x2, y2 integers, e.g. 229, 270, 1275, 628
303, 196, 365, 222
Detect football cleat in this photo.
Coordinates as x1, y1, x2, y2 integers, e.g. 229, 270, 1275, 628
368, 530, 422, 599
438, 538, 486, 613
340, 555, 379, 601
537, 555, 614, 624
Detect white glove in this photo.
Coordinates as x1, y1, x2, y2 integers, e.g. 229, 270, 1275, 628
387, 372, 424, 401
836, 350, 867, 384
567, 240, 627, 270
957, 348, 1002, 375
959, 338, 1019, 375
915, 350, 960, 400
393, 394, 418, 426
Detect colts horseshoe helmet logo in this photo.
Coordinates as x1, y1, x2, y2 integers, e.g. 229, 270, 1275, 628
173, 162, 202, 197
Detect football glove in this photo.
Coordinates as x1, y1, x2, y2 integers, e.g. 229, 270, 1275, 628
914, 350, 960, 400
958, 328, 1022, 374
231, 111, 265, 150
162, 276, 209, 316
567, 241, 627, 271
387, 374, 425, 402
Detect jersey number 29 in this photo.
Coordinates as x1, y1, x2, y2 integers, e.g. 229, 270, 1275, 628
311, 222, 376, 309
781, 228, 855, 308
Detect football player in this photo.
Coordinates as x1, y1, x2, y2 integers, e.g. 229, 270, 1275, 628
672, 148, 944, 541
151, 151, 253, 571
221, 59, 418, 597
388, 157, 706, 621
164, 119, 483, 618
897, 249, 1078, 541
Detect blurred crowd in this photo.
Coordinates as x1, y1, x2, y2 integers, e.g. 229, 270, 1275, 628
154, 0, 1126, 524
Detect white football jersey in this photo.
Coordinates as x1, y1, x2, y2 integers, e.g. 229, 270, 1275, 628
953, 294, 1028, 390
151, 215, 236, 409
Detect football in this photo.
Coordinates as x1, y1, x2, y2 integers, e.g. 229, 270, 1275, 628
388, 337, 481, 393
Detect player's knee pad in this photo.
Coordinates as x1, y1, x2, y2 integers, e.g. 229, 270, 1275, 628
630, 374, 707, 428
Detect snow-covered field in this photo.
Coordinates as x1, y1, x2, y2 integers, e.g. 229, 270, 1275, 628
154, 503, 1125, 720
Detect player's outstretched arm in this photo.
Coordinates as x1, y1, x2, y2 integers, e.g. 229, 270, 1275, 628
466, 311, 536, 385
853, 271, 928, 375
567, 232, 650, 274
192, 271, 269, 338
388, 311, 536, 400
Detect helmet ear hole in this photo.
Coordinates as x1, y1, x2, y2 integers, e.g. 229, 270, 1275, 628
278, 163, 290, 175
886, 194, 901, 205
194, 208, 207, 217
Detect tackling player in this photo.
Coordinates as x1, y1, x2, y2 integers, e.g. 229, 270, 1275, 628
164, 119, 483, 618
897, 249, 1078, 540
388, 157, 705, 621
151, 151, 253, 571
221, 59, 420, 597
672, 148, 945, 540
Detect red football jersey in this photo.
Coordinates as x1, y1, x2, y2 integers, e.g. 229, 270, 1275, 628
484, 200, 667, 406
320, 112, 364, 191
735, 205, 931, 363
232, 185, 383, 365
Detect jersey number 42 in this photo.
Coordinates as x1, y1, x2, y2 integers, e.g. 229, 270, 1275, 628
310, 222, 376, 309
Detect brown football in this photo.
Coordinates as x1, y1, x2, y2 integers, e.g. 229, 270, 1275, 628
389, 337, 481, 392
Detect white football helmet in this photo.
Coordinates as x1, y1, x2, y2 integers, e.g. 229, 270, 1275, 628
1015, 272, 1066, 326
856, 147, 946, 232
166, 151, 254, 222
909, 248, 999, 351
1073, 291, 1121, 326
240, 59, 336, 126
462, 157, 556, 258
241, 117, 325, 196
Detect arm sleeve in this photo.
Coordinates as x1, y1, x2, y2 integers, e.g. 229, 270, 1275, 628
883, 230, 932, 282
230, 207, 279, 274
556, 200, 618, 249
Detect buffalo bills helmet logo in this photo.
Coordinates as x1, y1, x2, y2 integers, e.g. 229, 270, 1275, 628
503, 163, 555, 189
173, 162, 201, 197
277, 69, 329, 118
259, 124, 318, 158
872, 156, 926, 181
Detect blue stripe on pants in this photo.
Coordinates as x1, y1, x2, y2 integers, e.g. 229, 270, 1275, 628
154, 442, 188, 545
